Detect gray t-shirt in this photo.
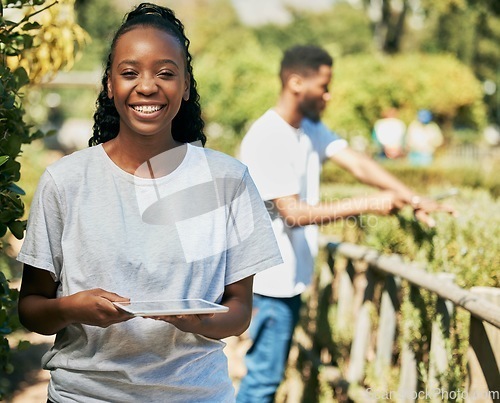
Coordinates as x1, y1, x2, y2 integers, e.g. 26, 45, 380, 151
18, 143, 282, 403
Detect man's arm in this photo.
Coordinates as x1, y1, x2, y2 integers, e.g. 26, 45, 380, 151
331, 147, 416, 202
330, 147, 456, 226
273, 191, 398, 227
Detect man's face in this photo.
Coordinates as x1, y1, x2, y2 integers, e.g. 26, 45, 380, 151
298, 65, 332, 122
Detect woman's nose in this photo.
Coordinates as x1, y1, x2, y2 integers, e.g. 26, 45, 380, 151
136, 77, 158, 95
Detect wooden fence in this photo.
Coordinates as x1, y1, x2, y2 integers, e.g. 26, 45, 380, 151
289, 240, 500, 403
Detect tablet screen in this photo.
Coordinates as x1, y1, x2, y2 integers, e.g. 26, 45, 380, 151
113, 299, 229, 316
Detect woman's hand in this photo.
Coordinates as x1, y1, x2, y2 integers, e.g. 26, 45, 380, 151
146, 313, 215, 334
146, 276, 254, 339
19, 265, 132, 335
63, 288, 132, 328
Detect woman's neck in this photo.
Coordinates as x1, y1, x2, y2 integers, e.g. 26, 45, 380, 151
102, 134, 186, 177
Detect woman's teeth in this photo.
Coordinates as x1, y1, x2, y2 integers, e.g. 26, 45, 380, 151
133, 105, 162, 113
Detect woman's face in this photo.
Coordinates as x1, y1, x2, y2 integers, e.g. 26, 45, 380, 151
107, 26, 190, 140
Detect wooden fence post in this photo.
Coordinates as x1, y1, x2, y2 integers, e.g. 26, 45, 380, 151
398, 285, 419, 403
466, 287, 500, 403
336, 259, 356, 334
428, 273, 456, 398
346, 265, 377, 384
375, 268, 402, 384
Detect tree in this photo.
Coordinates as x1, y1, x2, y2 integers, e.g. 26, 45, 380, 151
360, 0, 500, 123
361, 0, 410, 53
420, 0, 500, 123
253, 3, 374, 56
0, 0, 87, 397
73, 0, 122, 69
324, 53, 486, 140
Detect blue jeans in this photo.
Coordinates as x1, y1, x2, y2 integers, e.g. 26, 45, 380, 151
236, 294, 302, 403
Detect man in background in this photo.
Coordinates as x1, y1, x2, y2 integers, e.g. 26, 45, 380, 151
236, 45, 454, 402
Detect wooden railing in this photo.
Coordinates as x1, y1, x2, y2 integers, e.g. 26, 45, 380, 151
290, 240, 500, 403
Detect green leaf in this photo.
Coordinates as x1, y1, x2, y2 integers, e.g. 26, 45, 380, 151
17, 340, 31, 351
4, 362, 14, 374
21, 22, 41, 31
3, 93, 15, 109
2, 191, 24, 210
7, 183, 25, 195
0, 159, 21, 181
31, 128, 47, 140
8, 220, 25, 240
0, 156, 8, 167
0, 134, 22, 157
0, 210, 18, 223
13, 67, 29, 88
0, 224, 7, 238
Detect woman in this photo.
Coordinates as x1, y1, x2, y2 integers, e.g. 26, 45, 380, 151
17, 3, 282, 402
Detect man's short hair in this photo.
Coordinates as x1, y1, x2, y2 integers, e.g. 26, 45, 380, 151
280, 45, 333, 85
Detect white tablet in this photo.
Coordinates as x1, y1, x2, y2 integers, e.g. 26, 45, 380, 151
113, 299, 229, 316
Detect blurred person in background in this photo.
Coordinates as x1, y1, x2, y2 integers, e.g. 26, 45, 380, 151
406, 109, 443, 166
372, 107, 406, 159
237, 45, 455, 403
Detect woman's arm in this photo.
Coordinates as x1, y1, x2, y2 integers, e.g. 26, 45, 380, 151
18, 264, 132, 335
152, 276, 254, 339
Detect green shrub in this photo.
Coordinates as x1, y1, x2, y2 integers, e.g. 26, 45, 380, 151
1, 3, 43, 396
321, 158, 500, 198
318, 184, 499, 399
323, 53, 487, 141
1, 1, 86, 398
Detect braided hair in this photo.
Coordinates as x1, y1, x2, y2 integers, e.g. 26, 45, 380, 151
89, 3, 206, 146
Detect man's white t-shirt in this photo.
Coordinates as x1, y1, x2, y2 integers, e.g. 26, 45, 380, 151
18, 143, 282, 402
239, 110, 347, 297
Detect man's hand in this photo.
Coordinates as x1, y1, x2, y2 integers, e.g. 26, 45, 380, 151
402, 194, 457, 228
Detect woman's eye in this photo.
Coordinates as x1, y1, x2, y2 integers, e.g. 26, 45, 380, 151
159, 71, 175, 78
121, 71, 137, 78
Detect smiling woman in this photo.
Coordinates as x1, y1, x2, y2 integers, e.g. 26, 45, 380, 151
16, 3, 283, 402
89, 3, 205, 149
105, 28, 190, 153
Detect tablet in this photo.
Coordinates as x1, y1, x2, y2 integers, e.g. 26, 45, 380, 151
113, 299, 229, 316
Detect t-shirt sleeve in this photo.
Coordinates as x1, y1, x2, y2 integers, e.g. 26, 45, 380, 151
17, 169, 64, 281
304, 119, 348, 161
224, 169, 283, 285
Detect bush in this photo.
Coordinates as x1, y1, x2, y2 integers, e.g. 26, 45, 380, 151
321, 158, 500, 198
323, 53, 487, 141
317, 184, 499, 398
0, 1, 86, 398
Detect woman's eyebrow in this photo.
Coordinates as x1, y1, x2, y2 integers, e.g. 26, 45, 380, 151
117, 59, 180, 69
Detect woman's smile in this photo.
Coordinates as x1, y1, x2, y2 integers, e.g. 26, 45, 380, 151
129, 103, 167, 119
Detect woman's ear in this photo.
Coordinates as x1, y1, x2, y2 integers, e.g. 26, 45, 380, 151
107, 75, 113, 99
183, 74, 190, 101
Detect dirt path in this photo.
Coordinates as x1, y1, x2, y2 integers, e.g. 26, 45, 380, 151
7, 333, 54, 403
